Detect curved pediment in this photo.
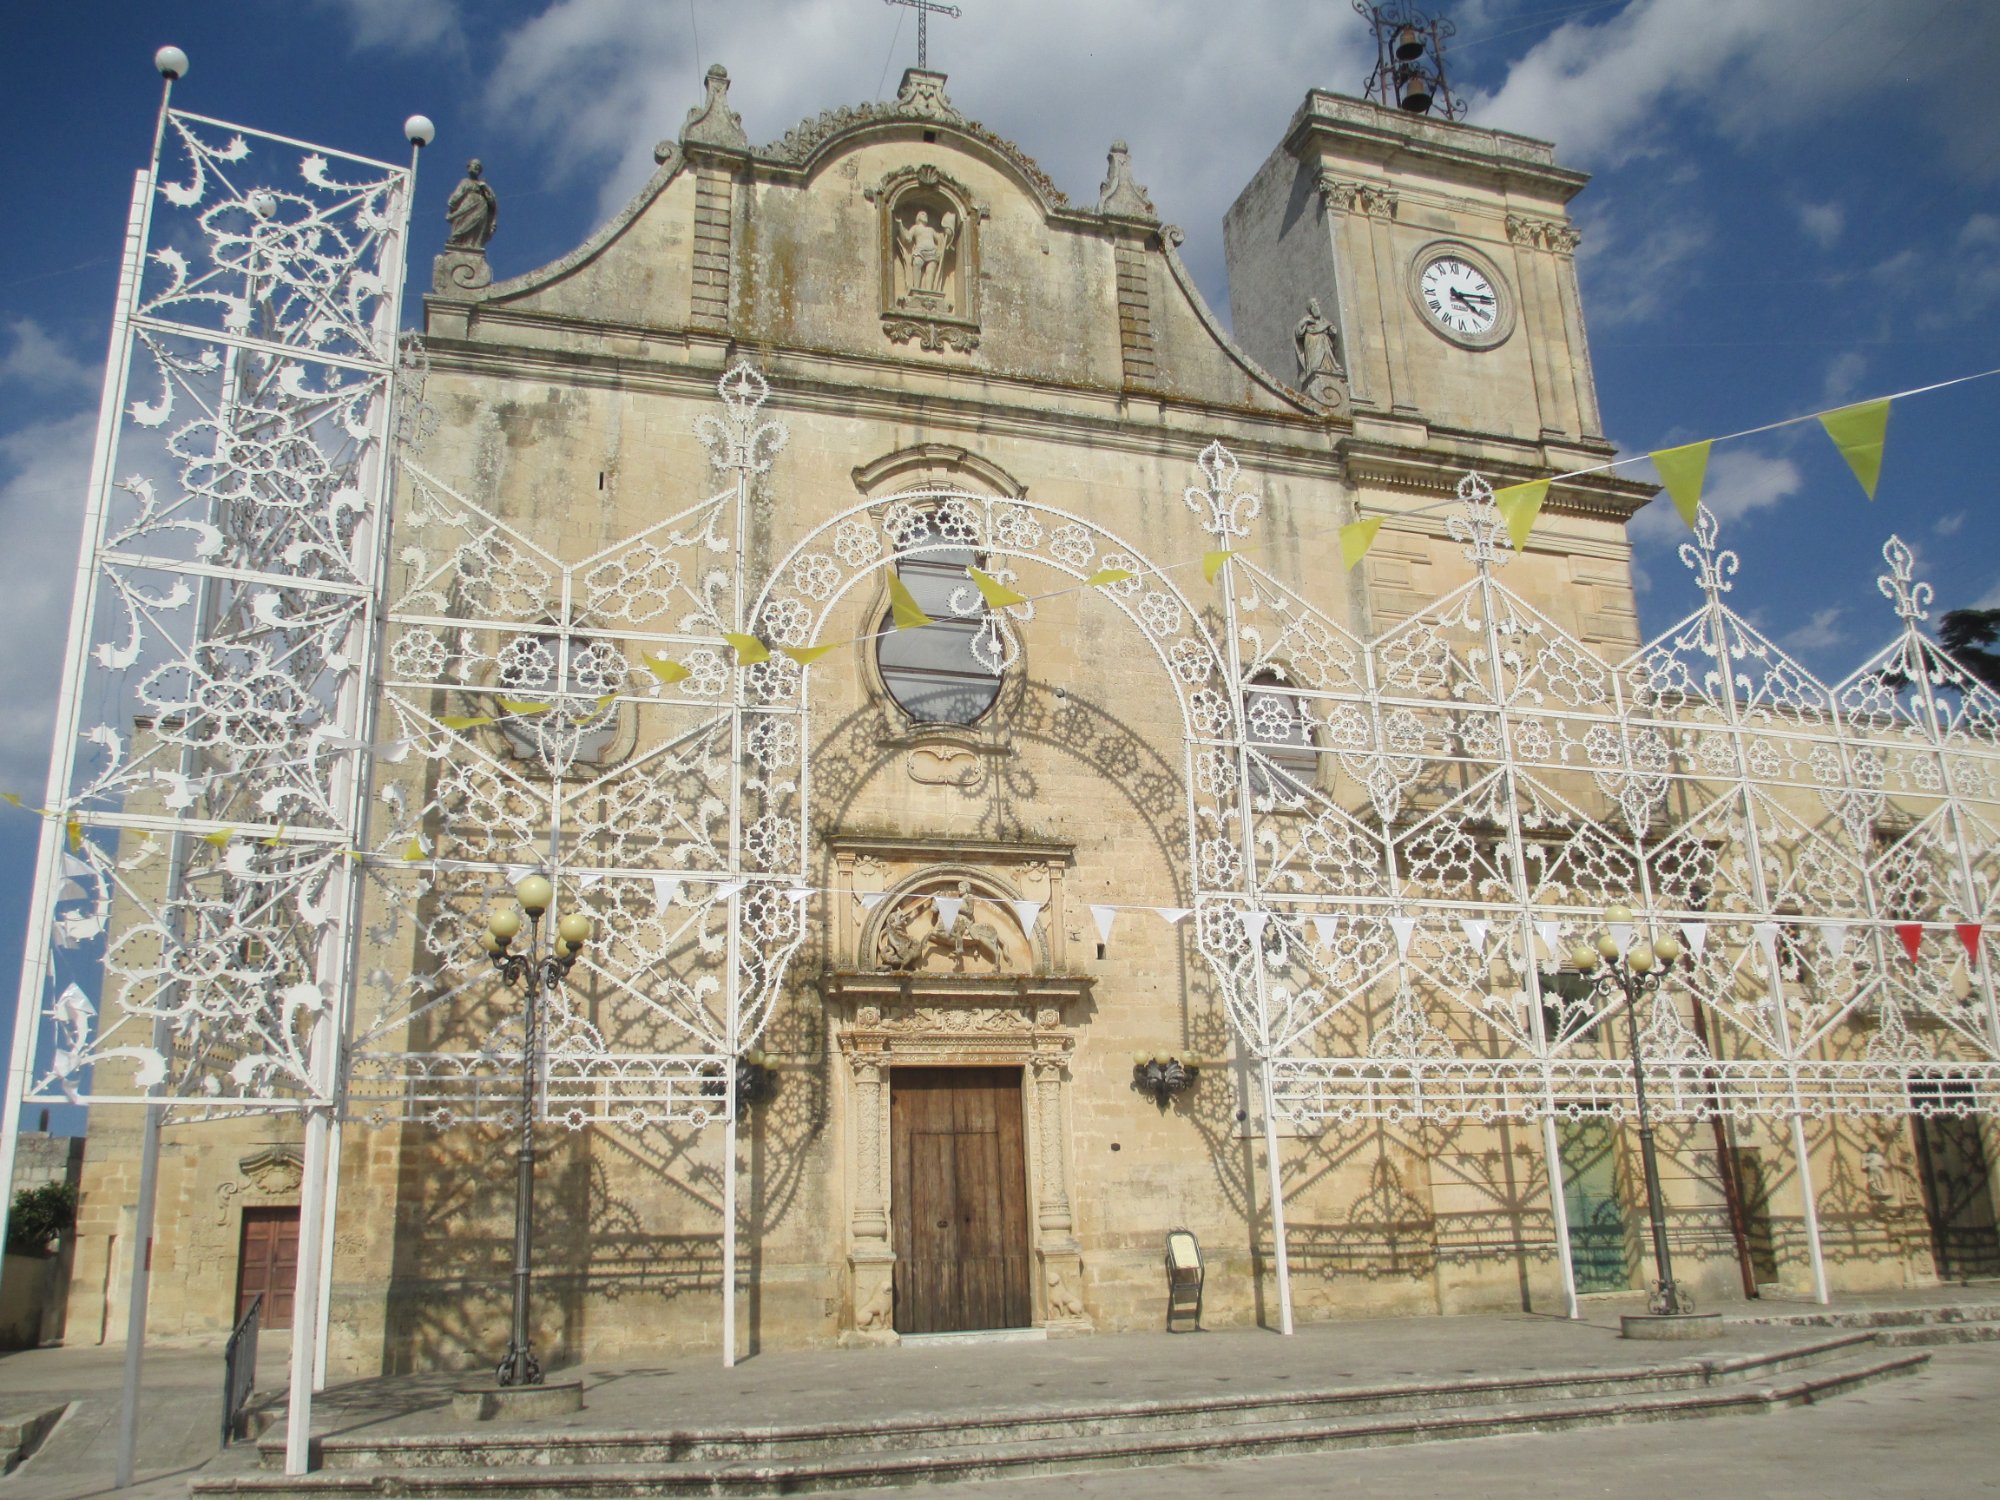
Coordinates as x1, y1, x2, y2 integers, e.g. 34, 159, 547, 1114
754, 69, 1076, 221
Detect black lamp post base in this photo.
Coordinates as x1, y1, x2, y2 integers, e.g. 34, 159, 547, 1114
494, 1346, 543, 1387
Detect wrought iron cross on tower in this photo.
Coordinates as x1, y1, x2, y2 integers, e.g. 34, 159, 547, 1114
885, 0, 962, 70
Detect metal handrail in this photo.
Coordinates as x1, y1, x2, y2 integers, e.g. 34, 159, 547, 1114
221, 1294, 263, 1445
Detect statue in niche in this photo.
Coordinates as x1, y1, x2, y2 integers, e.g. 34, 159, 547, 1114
896, 205, 959, 307
445, 160, 498, 251
1294, 298, 1344, 405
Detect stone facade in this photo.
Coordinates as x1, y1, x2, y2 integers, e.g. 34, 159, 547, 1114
61, 67, 1979, 1370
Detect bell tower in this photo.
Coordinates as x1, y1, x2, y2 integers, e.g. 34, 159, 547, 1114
1223, 6, 1611, 467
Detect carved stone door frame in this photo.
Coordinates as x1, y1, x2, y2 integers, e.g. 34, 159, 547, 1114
825, 972, 1093, 1343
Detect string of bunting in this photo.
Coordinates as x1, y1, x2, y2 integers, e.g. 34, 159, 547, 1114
17, 780, 1989, 970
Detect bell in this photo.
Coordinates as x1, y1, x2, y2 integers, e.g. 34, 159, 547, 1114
1397, 66, 1435, 113
1393, 24, 1425, 61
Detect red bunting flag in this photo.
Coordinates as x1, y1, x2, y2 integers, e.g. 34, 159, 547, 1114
1956, 923, 1984, 964
1894, 923, 1924, 963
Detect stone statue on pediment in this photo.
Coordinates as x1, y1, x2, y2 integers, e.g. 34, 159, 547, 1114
897, 207, 959, 304
1294, 297, 1345, 408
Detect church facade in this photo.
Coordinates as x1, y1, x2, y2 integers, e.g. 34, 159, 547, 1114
58, 62, 2000, 1375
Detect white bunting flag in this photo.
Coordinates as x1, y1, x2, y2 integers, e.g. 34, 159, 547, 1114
1751, 921, 1779, 952
1155, 907, 1194, 926
1311, 915, 1340, 950
1389, 916, 1417, 958
652, 875, 682, 910
1821, 923, 1849, 960
50, 1049, 80, 1103
785, 886, 813, 905
858, 891, 889, 911
713, 879, 748, 901
1091, 904, 1118, 947
576, 871, 605, 890
506, 864, 534, 885
934, 895, 963, 930
51, 983, 94, 1030
1459, 918, 1490, 956
1011, 900, 1045, 934
1535, 921, 1564, 961
1608, 922, 1635, 957
1679, 921, 1708, 958
373, 739, 413, 764
61, 852, 93, 880
55, 879, 88, 904
1243, 910, 1271, 946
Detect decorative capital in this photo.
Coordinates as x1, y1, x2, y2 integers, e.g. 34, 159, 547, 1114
1505, 214, 1581, 253
682, 64, 750, 151
1318, 174, 1398, 219
1096, 140, 1157, 220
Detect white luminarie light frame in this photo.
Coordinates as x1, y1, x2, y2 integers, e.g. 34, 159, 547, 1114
7, 81, 1999, 1424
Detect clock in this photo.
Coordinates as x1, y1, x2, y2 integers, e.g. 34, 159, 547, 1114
1407, 244, 1514, 350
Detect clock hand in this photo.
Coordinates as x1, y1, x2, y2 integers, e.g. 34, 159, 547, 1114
1450, 289, 1495, 310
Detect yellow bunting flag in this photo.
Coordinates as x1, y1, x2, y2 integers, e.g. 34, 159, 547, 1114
401, 835, 427, 862
1493, 479, 1551, 552
1650, 440, 1711, 530
642, 652, 691, 685
594, 694, 616, 711
1083, 568, 1136, 588
724, 632, 771, 665
441, 713, 496, 731
885, 573, 933, 630
261, 825, 287, 848
1339, 517, 1386, 571
345, 849, 365, 862
1, 793, 22, 809
1818, 398, 1892, 500
499, 698, 552, 717
201, 827, 234, 849
967, 567, 1028, 609
1202, 550, 1235, 583
779, 642, 840, 667
67, 818, 84, 853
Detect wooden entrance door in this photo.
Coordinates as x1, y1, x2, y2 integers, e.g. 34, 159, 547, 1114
890, 1067, 1031, 1334
235, 1206, 300, 1329
1912, 1107, 2000, 1280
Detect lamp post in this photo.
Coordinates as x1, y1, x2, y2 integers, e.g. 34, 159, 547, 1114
480, 874, 592, 1386
1570, 904, 1692, 1318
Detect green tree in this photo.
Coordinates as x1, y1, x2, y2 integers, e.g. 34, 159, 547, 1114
6, 1182, 75, 1257
1940, 608, 2000, 695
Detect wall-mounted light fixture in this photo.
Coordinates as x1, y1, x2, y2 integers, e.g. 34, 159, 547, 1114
1133, 1051, 1202, 1107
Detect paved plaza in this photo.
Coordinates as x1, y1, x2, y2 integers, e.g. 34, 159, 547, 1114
1, 1294, 1996, 1499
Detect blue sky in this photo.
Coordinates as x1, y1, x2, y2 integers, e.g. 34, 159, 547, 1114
3, 0, 1997, 1131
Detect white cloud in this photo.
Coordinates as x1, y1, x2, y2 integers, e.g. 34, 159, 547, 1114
1936, 511, 1967, 537
0, 412, 97, 791
1628, 445, 1801, 543
1781, 605, 1847, 654
1471, 0, 2000, 170
1795, 199, 1843, 250
1822, 350, 1866, 404
1576, 205, 1711, 327
318, 0, 465, 56
0, 320, 99, 399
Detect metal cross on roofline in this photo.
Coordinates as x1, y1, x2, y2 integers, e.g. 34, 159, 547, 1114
885, 0, 962, 70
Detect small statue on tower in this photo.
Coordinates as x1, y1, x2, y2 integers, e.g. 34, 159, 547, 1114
435, 159, 498, 294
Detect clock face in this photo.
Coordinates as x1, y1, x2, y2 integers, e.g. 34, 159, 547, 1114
1418, 256, 1500, 338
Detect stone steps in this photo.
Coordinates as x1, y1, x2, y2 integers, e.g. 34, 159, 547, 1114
0, 1402, 66, 1475
190, 1336, 1929, 1499
1728, 1301, 2000, 1346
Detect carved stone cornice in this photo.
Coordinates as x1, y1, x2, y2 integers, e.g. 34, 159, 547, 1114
1317, 175, 1400, 219
1505, 214, 1582, 254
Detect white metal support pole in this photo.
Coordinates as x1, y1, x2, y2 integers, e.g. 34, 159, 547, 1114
1541, 1113, 1580, 1320
719, 372, 753, 1370
312, 1116, 341, 1392
722, 1063, 739, 1367
0, 157, 155, 1297
1790, 1111, 1830, 1305
1257, 1057, 1295, 1335
111, 1095, 164, 1490
284, 1021, 334, 1476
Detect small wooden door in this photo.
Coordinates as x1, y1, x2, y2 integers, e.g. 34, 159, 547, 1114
1558, 1120, 1630, 1293
1913, 1110, 2000, 1281
235, 1206, 300, 1329
890, 1067, 1031, 1334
